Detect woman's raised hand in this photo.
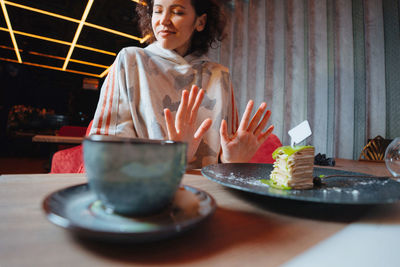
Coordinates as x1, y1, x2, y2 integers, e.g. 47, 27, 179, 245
164, 85, 212, 162
220, 100, 274, 163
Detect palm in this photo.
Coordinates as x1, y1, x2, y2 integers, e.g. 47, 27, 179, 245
221, 131, 259, 159
220, 100, 274, 163
164, 85, 212, 162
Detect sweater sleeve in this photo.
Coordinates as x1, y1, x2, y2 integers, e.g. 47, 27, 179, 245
89, 49, 136, 137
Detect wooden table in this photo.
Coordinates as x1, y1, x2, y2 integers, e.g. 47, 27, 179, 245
0, 159, 399, 267
32, 134, 84, 144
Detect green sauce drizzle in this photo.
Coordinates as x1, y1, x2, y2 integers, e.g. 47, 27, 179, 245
272, 145, 314, 159
260, 179, 292, 190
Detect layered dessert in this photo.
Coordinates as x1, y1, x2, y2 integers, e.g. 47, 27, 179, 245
269, 146, 315, 189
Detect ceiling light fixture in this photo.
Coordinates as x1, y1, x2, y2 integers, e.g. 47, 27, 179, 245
26, 61, 100, 77
62, 0, 94, 70
0, 27, 117, 56
99, 66, 112, 78
4, 1, 81, 23
0, 0, 147, 77
0, 0, 21, 62
4, 1, 146, 43
28, 51, 109, 69
0, 44, 21, 51
84, 22, 143, 42
132, 0, 147, 6
0, 57, 101, 77
141, 34, 151, 44
0, 45, 108, 69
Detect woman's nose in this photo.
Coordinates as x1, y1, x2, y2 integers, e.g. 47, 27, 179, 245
160, 11, 171, 25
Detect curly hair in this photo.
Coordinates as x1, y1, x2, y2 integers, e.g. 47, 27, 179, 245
136, 0, 226, 55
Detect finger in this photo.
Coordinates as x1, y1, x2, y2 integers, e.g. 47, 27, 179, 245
247, 102, 267, 132
190, 89, 205, 124
193, 118, 212, 140
219, 119, 230, 144
254, 109, 271, 136
187, 85, 199, 120
176, 90, 189, 130
257, 125, 274, 143
238, 100, 254, 131
164, 108, 177, 139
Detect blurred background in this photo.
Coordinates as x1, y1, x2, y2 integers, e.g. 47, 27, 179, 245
1, 0, 399, 173
0, 0, 146, 171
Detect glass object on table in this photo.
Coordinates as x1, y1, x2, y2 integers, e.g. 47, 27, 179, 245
385, 137, 400, 179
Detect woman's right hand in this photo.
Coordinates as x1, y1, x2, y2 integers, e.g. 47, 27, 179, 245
164, 85, 212, 163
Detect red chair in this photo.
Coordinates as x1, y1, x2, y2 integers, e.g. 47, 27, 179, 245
58, 125, 87, 137
50, 121, 92, 173
249, 134, 282, 164
51, 125, 281, 173
56, 125, 88, 151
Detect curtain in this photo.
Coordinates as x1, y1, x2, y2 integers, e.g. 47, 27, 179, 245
208, 0, 400, 159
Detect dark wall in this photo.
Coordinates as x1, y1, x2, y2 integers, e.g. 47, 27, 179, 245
0, 61, 102, 155
0, 60, 101, 116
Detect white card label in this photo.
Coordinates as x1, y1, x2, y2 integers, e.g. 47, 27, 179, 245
288, 120, 312, 147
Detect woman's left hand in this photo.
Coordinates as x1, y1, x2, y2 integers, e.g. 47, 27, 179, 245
220, 100, 274, 163
164, 85, 212, 163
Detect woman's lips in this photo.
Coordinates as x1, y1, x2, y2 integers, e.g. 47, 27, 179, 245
158, 30, 175, 37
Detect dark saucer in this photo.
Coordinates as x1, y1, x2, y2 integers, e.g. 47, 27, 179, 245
43, 183, 216, 242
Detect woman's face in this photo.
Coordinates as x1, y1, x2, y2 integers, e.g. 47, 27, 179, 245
151, 0, 206, 56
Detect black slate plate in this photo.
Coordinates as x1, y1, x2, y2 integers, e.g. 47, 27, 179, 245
43, 183, 216, 243
201, 163, 400, 205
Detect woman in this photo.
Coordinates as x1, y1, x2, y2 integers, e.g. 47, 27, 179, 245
90, 0, 274, 168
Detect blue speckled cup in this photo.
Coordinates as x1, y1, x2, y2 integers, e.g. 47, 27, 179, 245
83, 135, 187, 216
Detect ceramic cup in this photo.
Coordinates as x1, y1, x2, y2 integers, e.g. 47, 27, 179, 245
83, 135, 187, 216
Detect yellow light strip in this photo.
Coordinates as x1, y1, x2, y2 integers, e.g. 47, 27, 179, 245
25, 61, 101, 77
0, 0, 148, 77
0, 27, 117, 56
4, 1, 81, 23
28, 51, 109, 68
0, 45, 110, 69
4, 1, 147, 42
69, 58, 108, 68
84, 22, 143, 42
140, 34, 151, 44
99, 65, 112, 78
63, 0, 94, 70
0, 56, 18, 63
0, 57, 101, 77
72, 44, 116, 56
0, 0, 22, 62
0, 27, 70, 45
132, 0, 147, 6
0, 44, 22, 51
